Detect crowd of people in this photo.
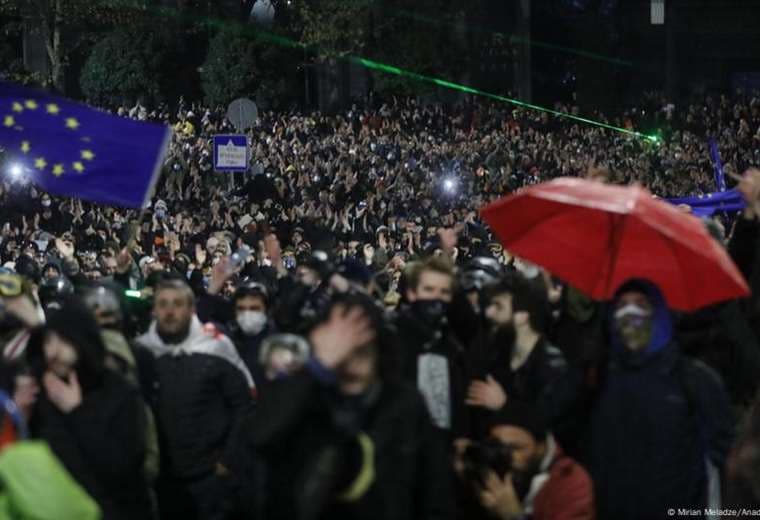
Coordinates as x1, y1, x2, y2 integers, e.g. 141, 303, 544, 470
1, 89, 760, 519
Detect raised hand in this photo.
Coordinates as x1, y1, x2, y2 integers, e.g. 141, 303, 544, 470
207, 256, 235, 295
308, 304, 376, 370
195, 243, 208, 266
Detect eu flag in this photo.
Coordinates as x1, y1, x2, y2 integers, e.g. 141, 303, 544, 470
0, 82, 171, 208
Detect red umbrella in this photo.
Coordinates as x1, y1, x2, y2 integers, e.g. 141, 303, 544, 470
480, 177, 750, 311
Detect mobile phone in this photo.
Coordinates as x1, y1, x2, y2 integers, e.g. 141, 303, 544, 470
230, 246, 251, 271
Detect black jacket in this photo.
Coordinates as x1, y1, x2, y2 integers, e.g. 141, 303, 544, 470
227, 323, 274, 390
26, 297, 152, 520
393, 307, 471, 438
136, 319, 254, 479
582, 344, 734, 520
729, 216, 760, 338
32, 371, 152, 520
488, 336, 580, 434
244, 369, 453, 520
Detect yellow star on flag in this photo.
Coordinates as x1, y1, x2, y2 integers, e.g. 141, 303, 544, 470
81, 150, 95, 161
20, 141, 30, 154
34, 158, 47, 170
65, 118, 79, 130
3, 115, 14, 127
46, 104, 60, 115
24, 100, 38, 110
52, 164, 65, 177
72, 162, 85, 173
11, 102, 23, 113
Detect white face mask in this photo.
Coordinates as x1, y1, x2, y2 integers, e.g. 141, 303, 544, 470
237, 310, 267, 336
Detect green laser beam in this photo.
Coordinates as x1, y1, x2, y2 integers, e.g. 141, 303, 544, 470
352, 57, 657, 142
235, 29, 656, 142
131, 4, 657, 142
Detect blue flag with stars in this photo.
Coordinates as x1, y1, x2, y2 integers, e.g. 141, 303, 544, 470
0, 82, 171, 208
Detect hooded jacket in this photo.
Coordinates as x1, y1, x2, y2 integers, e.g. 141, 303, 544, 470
136, 316, 255, 479
583, 280, 734, 520
27, 298, 152, 520
393, 304, 471, 438
245, 369, 453, 520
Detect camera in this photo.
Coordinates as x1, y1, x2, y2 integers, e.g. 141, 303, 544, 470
461, 439, 513, 487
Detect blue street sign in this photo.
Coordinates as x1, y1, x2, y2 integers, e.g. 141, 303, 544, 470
213, 134, 248, 172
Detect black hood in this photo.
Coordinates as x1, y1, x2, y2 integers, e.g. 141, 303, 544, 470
27, 296, 106, 392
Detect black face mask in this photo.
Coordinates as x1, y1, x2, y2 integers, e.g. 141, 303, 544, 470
411, 299, 448, 329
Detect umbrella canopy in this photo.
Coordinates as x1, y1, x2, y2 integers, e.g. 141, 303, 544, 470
480, 177, 749, 311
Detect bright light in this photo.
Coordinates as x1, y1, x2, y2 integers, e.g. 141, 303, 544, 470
8, 163, 22, 179
443, 178, 456, 192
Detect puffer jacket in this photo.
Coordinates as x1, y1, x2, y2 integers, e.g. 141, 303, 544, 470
136, 316, 254, 479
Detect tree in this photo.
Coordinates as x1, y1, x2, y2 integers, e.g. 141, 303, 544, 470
295, 0, 371, 57
0, 9, 41, 85
290, 0, 476, 96
80, 20, 182, 106
0, 0, 147, 92
80, 31, 156, 105
200, 28, 259, 105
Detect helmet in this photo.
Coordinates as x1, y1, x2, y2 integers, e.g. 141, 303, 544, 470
299, 250, 333, 280
81, 283, 124, 327
15, 254, 41, 284
38, 276, 75, 308
234, 280, 269, 305
460, 256, 503, 292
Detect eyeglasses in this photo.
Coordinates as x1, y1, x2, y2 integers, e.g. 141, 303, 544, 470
0, 273, 23, 298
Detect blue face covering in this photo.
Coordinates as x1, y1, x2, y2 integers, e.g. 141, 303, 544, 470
609, 279, 673, 358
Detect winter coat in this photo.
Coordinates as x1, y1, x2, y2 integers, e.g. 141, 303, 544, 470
32, 371, 152, 520
101, 328, 160, 483
227, 322, 275, 391
26, 297, 152, 520
244, 368, 454, 520
136, 316, 254, 479
729, 216, 760, 339
582, 281, 734, 520
393, 307, 471, 438
584, 343, 733, 519
488, 337, 580, 437
677, 300, 760, 405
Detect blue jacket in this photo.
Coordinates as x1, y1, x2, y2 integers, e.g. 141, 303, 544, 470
585, 280, 734, 519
